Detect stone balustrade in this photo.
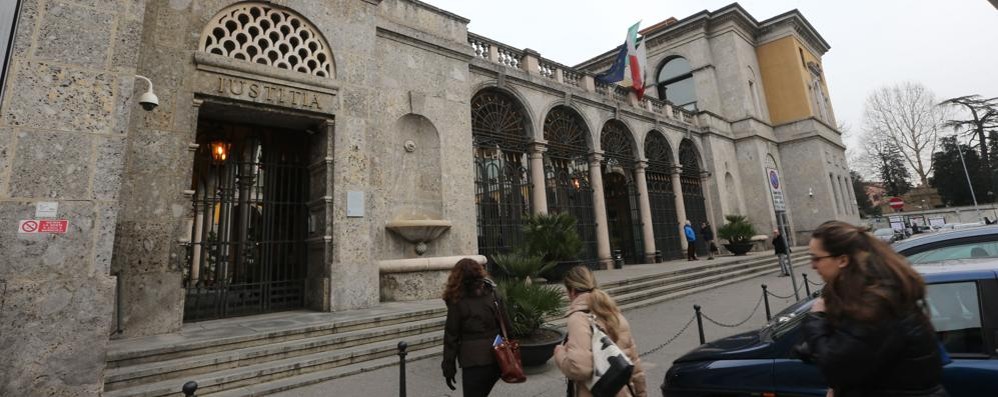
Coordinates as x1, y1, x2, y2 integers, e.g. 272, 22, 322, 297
466, 32, 698, 126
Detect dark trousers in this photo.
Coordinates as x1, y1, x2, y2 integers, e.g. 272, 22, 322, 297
461, 363, 500, 397
687, 242, 697, 260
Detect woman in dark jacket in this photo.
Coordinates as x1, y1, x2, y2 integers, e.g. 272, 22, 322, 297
441, 258, 504, 397
797, 221, 947, 397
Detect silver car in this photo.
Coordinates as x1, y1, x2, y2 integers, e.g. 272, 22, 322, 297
873, 228, 897, 243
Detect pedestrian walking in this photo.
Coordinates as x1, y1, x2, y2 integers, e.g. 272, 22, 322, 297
701, 222, 716, 260
441, 258, 506, 397
684, 220, 698, 261
795, 221, 948, 397
773, 229, 790, 276
554, 266, 647, 397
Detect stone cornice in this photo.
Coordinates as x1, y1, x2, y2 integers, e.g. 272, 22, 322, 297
375, 23, 474, 62
396, 0, 471, 24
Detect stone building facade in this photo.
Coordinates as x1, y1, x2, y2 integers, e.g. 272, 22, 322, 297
0, 0, 856, 394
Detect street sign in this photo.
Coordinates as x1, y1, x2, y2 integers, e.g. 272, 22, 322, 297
17, 219, 68, 234
889, 197, 904, 210
766, 168, 786, 211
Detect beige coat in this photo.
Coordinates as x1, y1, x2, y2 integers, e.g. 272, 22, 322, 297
553, 293, 647, 397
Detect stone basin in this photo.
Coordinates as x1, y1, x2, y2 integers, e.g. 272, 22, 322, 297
385, 219, 452, 244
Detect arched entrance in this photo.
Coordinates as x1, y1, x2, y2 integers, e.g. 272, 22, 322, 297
543, 106, 597, 262
679, 139, 709, 256
471, 89, 532, 260
601, 120, 643, 264
646, 131, 682, 260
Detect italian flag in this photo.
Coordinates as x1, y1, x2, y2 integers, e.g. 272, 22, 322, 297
622, 21, 648, 100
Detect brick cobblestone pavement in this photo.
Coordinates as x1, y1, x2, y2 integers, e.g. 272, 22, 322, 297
273, 263, 818, 397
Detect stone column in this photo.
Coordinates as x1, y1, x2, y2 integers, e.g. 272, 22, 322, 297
701, 172, 718, 232
634, 162, 657, 263
589, 152, 612, 268
520, 48, 540, 75
672, 167, 689, 249
529, 142, 548, 214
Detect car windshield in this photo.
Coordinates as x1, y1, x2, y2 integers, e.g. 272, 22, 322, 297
906, 240, 998, 264
765, 298, 815, 340
874, 229, 895, 236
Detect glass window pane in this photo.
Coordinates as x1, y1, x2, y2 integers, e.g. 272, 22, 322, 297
925, 282, 985, 354
659, 58, 692, 82
665, 78, 696, 107
907, 241, 998, 264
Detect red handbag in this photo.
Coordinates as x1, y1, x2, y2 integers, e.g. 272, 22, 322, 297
492, 293, 526, 383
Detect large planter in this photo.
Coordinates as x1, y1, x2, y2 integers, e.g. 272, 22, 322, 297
724, 242, 754, 256
517, 327, 566, 367
540, 260, 584, 283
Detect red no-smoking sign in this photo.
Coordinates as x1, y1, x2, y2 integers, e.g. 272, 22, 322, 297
18, 220, 68, 234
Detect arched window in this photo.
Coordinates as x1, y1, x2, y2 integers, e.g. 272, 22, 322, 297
679, 139, 708, 256
657, 57, 697, 110
600, 120, 642, 264
543, 106, 597, 261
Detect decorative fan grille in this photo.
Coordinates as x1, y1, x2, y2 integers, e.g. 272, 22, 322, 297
543, 106, 590, 159
471, 90, 529, 151
600, 120, 634, 167
644, 131, 673, 171
679, 140, 701, 177
201, 3, 334, 78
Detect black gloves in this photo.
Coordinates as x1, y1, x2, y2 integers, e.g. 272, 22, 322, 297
443, 361, 457, 391
445, 375, 457, 391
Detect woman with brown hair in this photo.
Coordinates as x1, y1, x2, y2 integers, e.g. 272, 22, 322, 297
441, 258, 504, 397
554, 266, 646, 397
798, 220, 947, 397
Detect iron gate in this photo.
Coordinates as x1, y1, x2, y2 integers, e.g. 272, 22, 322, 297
603, 171, 644, 264
680, 141, 709, 256
183, 127, 309, 321
544, 106, 597, 263
645, 132, 681, 260
471, 89, 532, 262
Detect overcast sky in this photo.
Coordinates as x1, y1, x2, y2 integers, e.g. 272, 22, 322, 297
424, 0, 998, 152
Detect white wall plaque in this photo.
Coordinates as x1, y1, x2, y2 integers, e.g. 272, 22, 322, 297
347, 191, 365, 217
36, 202, 58, 218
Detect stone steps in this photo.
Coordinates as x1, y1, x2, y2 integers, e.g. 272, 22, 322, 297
103, 253, 808, 397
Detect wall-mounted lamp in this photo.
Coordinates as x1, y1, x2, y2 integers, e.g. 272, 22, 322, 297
209, 140, 231, 164
134, 75, 159, 111
808, 188, 814, 198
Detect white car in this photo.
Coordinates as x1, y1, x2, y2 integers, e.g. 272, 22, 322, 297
873, 228, 897, 243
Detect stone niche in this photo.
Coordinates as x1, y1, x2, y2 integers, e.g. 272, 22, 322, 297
379, 113, 455, 301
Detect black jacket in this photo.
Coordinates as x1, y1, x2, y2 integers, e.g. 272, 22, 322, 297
796, 311, 946, 397
441, 285, 504, 378
700, 226, 714, 241
773, 234, 789, 255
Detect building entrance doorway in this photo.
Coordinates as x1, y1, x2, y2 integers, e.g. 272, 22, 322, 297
183, 119, 311, 321
603, 172, 642, 264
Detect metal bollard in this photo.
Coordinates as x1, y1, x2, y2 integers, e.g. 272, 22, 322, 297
182, 381, 198, 397
398, 341, 408, 397
612, 250, 624, 269
694, 305, 705, 345
762, 284, 771, 321
654, 250, 662, 263
803, 273, 812, 297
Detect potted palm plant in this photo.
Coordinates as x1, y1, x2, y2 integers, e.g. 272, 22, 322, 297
493, 252, 566, 367
522, 212, 584, 282
717, 214, 757, 256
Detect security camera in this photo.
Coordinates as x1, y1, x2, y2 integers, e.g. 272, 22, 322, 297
135, 75, 159, 111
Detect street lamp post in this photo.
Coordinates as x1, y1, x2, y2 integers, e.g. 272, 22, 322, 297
956, 141, 983, 221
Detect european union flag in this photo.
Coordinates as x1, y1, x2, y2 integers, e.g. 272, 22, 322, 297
595, 44, 627, 84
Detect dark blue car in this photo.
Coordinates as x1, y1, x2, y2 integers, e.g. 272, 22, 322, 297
661, 260, 998, 397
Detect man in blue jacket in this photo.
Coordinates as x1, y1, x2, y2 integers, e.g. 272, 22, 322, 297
684, 220, 698, 261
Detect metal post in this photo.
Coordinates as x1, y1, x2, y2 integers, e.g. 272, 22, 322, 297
398, 341, 408, 397
114, 271, 123, 336
956, 142, 984, 221
182, 381, 198, 397
694, 305, 705, 344
803, 273, 812, 297
762, 285, 771, 321
777, 211, 800, 300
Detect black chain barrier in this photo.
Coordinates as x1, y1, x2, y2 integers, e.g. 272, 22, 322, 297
639, 314, 697, 358
766, 283, 804, 300
699, 293, 765, 329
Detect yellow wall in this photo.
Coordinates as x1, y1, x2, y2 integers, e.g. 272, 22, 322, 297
756, 36, 831, 125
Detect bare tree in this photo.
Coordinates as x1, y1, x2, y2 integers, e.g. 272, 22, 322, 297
939, 95, 998, 166
861, 82, 948, 186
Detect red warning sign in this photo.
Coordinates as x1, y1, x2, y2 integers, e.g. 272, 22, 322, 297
18, 220, 68, 234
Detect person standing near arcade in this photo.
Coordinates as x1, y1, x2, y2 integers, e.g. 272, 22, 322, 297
684, 221, 698, 261
773, 229, 790, 276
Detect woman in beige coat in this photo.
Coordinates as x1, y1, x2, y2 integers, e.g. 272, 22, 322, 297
553, 266, 647, 397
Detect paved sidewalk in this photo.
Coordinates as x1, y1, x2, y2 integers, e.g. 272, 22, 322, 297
273, 262, 818, 397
